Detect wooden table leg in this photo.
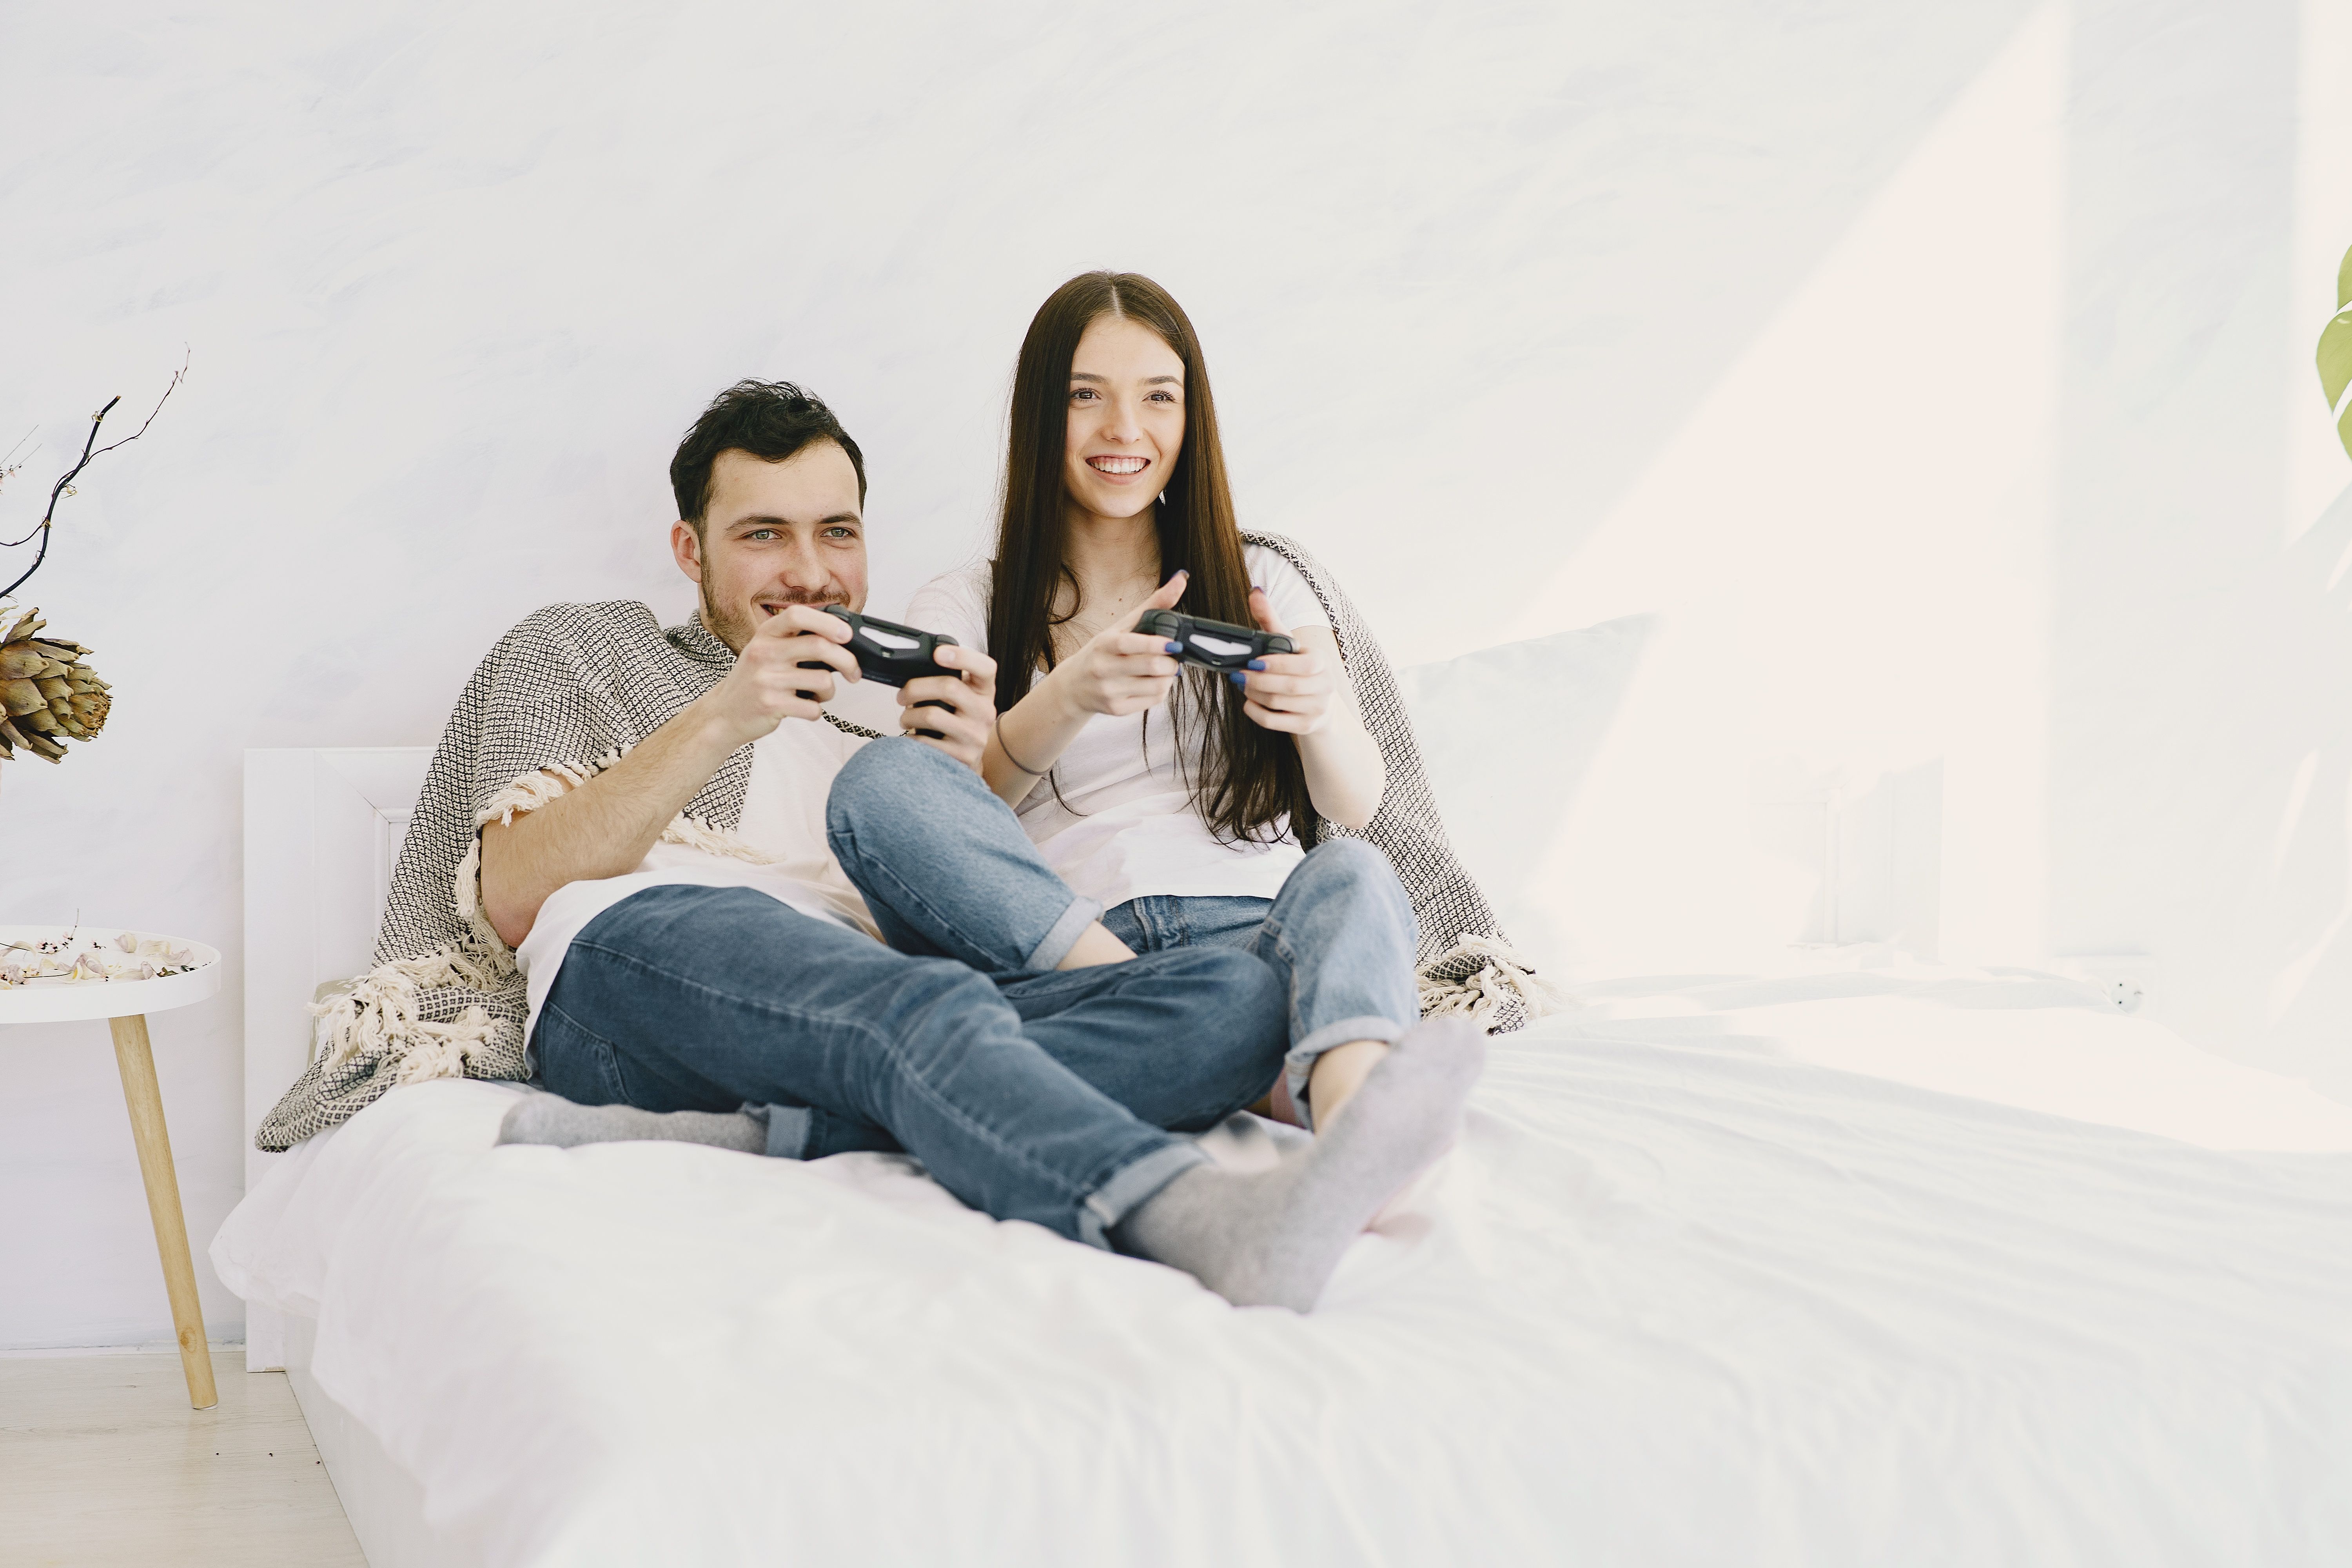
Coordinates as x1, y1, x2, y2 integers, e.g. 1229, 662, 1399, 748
108, 1013, 218, 1410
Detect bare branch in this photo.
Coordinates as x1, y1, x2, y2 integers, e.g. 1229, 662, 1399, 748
0, 397, 116, 552
0, 434, 29, 520
89, 347, 190, 461
0, 349, 190, 601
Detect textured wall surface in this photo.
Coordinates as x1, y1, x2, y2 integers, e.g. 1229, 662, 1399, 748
1, 0, 2343, 1347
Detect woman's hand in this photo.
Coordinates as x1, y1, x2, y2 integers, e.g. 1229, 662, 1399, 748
897, 643, 999, 774
1230, 588, 1337, 735
1041, 570, 1188, 718
1235, 591, 1383, 827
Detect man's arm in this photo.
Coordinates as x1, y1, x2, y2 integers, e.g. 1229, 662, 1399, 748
478, 606, 860, 947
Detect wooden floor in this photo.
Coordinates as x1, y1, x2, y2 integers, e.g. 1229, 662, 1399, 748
0, 1347, 366, 1567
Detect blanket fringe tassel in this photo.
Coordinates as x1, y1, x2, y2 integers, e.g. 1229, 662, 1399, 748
311, 753, 785, 1089
311, 941, 510, 1082
1416, 933, 1563, 1028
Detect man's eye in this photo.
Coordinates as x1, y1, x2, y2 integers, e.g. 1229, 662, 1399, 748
824, 526, 855, 539
746, 528, 779, 541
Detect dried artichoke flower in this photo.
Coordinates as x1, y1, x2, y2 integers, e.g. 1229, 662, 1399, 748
0, 602, 111, 763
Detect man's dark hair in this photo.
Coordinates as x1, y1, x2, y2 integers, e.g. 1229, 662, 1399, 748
669, 379, 867, 532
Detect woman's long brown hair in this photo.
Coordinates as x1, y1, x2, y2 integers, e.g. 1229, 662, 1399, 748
987, 271, 1316, 847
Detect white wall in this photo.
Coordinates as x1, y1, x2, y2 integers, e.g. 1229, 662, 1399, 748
2044, 0, 2352, 1102
0, 0, 2339, 1348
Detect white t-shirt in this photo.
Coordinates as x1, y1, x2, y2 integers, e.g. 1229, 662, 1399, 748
904, 544, 1330, 911
515, 675, 902, 1041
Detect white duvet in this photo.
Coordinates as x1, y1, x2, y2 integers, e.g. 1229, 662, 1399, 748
213, 971, 2352, 1567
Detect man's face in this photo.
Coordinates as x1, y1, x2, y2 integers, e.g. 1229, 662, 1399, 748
672, 443, 868, 653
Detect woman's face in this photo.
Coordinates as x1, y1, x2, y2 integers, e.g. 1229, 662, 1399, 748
1062, 313, 1186, 523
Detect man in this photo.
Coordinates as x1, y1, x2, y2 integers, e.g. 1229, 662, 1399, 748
280, 379, 1482, 1312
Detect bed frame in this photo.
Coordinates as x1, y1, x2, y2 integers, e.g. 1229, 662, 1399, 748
243, 746, 441, 1567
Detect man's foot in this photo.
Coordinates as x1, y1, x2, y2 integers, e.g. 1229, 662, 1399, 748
496, 1091, 768, 1153
1112, 1016, 1485, 1310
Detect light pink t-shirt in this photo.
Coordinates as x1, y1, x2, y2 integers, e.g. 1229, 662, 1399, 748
904, 544, 1329, 912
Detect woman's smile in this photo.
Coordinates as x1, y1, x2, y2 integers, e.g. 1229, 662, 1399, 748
1061, 314, 1188, 523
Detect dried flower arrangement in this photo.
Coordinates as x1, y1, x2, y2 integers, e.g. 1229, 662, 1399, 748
0, 353, 187, 765
0, 927, 204, 988
0, 605, 108, 760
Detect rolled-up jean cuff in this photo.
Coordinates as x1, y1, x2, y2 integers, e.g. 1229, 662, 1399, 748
742, 1102, 812, 1160
1285, 1015, 1410, 1131
1078, 1140, 1208, 1250
1025, 894, 1106, 973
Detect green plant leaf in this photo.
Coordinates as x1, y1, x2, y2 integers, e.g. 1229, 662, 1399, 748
2341, 396, 2352, 462
2340, 242, 2352, 310
2323, 308, 2352, 409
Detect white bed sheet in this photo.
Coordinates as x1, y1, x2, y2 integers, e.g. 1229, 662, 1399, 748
1550, 963, 2352, 1153
213, 976, 2352, 1568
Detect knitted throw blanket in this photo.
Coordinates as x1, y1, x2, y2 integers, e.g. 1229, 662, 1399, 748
255, 535, 1549, 1152
1241, 533, 1553, 1031
253, 603, 778, 1151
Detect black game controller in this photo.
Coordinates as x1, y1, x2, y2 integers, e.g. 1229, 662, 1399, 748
1135, 610, 1295, 671
791, 609, 961, 736
810, 607, 960, 687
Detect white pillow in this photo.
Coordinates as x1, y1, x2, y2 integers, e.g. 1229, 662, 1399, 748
1393, 616, 1656, 972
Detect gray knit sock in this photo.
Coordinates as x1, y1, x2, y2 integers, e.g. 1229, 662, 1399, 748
496, 1092, 767, 1154
1113, 1016, 1485, 1310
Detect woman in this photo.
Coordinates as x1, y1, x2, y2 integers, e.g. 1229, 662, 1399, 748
906, 271, 1422, 1131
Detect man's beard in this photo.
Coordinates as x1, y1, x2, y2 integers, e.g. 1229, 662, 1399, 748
699, 581, 846, 653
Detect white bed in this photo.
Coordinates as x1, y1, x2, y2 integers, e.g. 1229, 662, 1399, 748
218, 746, 2352, 1567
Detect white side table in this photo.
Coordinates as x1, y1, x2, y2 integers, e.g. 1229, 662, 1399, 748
0, 925, 225, 1409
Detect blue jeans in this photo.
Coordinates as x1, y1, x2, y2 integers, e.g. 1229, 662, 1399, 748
532, 880, 1289, 1249
826, 739, 1422, 1127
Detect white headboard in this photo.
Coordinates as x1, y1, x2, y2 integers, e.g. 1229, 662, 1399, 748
241, 746, 432, 1367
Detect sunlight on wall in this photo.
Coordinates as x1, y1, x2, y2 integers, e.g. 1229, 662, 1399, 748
1503, 6, 2066, 976
2268, 763, 2352, 1022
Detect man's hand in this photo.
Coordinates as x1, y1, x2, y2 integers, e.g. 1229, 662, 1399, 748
897, 644, 999, 773
701, 604, 860, 748
478, 604, 877, 948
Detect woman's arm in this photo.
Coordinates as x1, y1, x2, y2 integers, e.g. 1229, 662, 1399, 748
977, 573, 1191, 807
1233, 590, 1385, 830
983, 680, 1085, 806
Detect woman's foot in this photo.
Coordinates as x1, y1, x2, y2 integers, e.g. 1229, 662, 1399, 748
1114, 1016, 1485, 1310
1305, 1037, 1392, 1130
1055, 921, 1136, 969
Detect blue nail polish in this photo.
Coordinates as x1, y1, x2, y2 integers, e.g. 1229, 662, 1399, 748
1228, 670, 1247, 686
1247, 659, 1265, 671
1166, 641, 1183, 654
